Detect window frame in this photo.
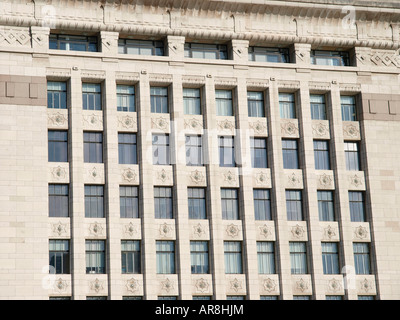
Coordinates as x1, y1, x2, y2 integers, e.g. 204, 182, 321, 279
118, 39, 164, 56
224, 241, 243, 274
156, 240, 176, 274
282, 139, 299, 169
247, 91, 265, 117
190, 241, 210, 274
290, 242, 308, 274
49, 239, 70, 274
322, 242, 340, 274
344, 142, 361, 171
49, 184, 69, 218
184, 43, 228, 60
118, 133, 138, 165
121, 240, 141, 274
219, 136, 236, 168
286, 190, 303, 221
253, 189, 272, 221
150, 86, 169, 114
48, 130, 68, 163
250, 137, 268, 169
47, 81, 67, 109
120, 186, 139, 219
49, 34, 98, 52
341, 95, 357, 121
82, 83, 102, 111
279, 92, 296, 119
314, 140, 331, 170
221, 188, 240, 220
185, 135, 204, 167
257, 241, 276, 274
188, 187, 207, 219
154, 187, 173, 219
84, 185, 105, 218
117, 84, 136, 112
83, 132, 103, 163
317, 191, 335, 221
311, 50, 350, 67
183, 87, 202, 115
85, 240, 106, 274
349, 191, 366, 222
152, 134, 170, 165
310, 94, 327, 120
248, 46, 290, 63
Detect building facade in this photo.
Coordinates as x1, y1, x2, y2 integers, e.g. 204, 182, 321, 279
0, 0, 399, 300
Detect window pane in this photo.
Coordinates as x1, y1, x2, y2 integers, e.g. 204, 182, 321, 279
221, 188, 239, 220
247, 91, 265, 117
322, 243, 340, 274
120, 186, 139, 218
279, 93, 295, 119
290, 242, 307, 274
216, 90, 233, 116
156, 241, 175, 274
224, 242, 243, 274
219, 136, 235, 167
188, 188, 207, 219
183, 88, 201, 115
251, 138, 268, 168
190, 241, 209, 274
257, 242, 275, 274
282, 139, 299, 169
154, 187, 173, 219
314, 140, 330, 170
318, 191, 335, 221
254, 189, 272, 220
48, 131, 68, 162
349, 192, 365, 222
118, 133, 137, 164
286, 190, 303, 221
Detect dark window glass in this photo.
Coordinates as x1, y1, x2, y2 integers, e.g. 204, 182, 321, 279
154, 187, 173, 219
354, 243, 371, 275
311, 50, 350, 66
341, 96, 357, 121
84, 132, 103, 163
82, 83, 102, 111
253, 189, 272, 220
185, 43, 228, 60
314, 140, 331, 170
190, 241, 209, 274
121, 240, 141, 274
251, 137, 268, 168
49, 240, 70, 274
118, 39, 164, 56
221, 188, 239, 220
286, 190, 303, 221
219, 136, 235, 167
118, 133, 137, 164
152, 134, 170, 165
247, 91, 265, 117
345, 142, 361, 171
156, 241, 175, 274
310, 94, 327, 120
48, 131, 68, 162
47, 81, 67, 109
120, 186, 139, 218
86, 240, 105, 274
318, 191, 335, 221
188, 188, 207, 219
117, 85, 135, 112
248, 47, 289, 63
49, 184, 69, 217
151, 87, 168, 113
349, 191, 366, 222
49, 34, 98, 52
282, 139, 299, 169
85, 185, 104, 218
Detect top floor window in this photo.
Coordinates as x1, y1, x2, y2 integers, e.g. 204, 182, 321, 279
248, 47, 289, 63
50, 34, 98, 52
311, 50, 350, 67
118, 39, 164, 56
185, 43, 228, 60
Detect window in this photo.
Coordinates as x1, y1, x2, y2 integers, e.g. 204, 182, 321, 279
216, 89, 234, 116
248, 47, 289, 63
121, 240, 141, 274
311, 50, 350, 66
290, 242, 308, 274
257, 242, 275, 274
190, 241, 209, 274
353, 243, 371, 275
84, 132, 103, 163
193, 296, 212, 300
86, 240, 105, 274
293, 296, 311, 300
47, 81, 67, 109
152, 134, 170, 165
345, 142, 361, 171
314, 140, 331, 170
322, 243, 340, 274
117, 85, 135, 112
310, 94, 327, 120
183, 88, 201, 115
49, 34, 98, 52
247, 91, 265, 117
185, 43, 228, 60
349, 191, 366, 222
251, 137, 268, 168
253, 189, 272, 221
186, 135, 203, 166
123, 296, 143, 300
219, 136, 236, 167
358, 296, 375, 300
224, 241, 243, 274
326, 296, 343, 300
341, 96, 357, 121
279, 93, 296, 119
260, 296, 278, 300
156, 241, 175, 274
120, 186, 139, 219
151, 87, 169, 113
286, 190, 303, 221
154, 187, 173, 219
118, 39, 164, 56
221, 188, 239, 220
48, 131, 68, 162
158, 296, 177, 300
226, 296, 245, 300
82, 83, 102, 110
49, 184, 69, 218
318, 191, 335, 221
282, 139, 299, 169
118, 133, 137, 164
188, 188, 207, 219
49, 240, 70, 274
85, 185, 104, 218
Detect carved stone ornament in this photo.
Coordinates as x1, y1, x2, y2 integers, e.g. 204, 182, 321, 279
126, 278, 140, 293
51, 166, 67, 180
193, 224, 206, 237
324, 225, 337, 240
262, 278, 277, 292
291, 224, 305, 239
52, 221, 67, 236
249, 120, 267, 134
343, 123, 359, 138
157, 169, 169, 182
159, 223, 173, 238
355, 225, 368, 239
226, 224, 240, 238
255, 171, 270, 186
83, 113, 103, 127
89, 222, 103, 237
125, 222, 138, 237
288, 172, 301, 187
0, 27, 31, 47
223, 171, 237, 184
119, 115, 136, 129
350, 174, 363, 188
281, 121, 299, 136
312, 122, 329, 137
184, 118, 203, 130
88, 167, 102, 181
259, 224, 273, 239
327, 278, 342, 293
122, 168, 137, 183
48, 112, 68, 127
190, 170, 205, 184
217, 119, 235, 131
54, 278, 68, 293
161, 278, 174, 293
90, 279, 104, 293
230, 278, 242, 292
319, 173, 333, 188
151, 117, 169, 130
195, 278, 210, 293
360, 278, 373, 293
296, 278, 309, 292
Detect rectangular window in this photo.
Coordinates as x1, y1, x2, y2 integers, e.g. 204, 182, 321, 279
49, 184, 69, 218
224, 241, 243, 274
251, 137, 268, 168
247, 91, 265, 117
117, 85, 135, 112
253, 189, 272, 221
190, 241, 209, 274
84, 132, 103, 163
49, 34, 98, 52
86, 240, 105, 274
286, 190, 303, 221
314, 140, 331, 170
248, 47, 289, 63
318, 191, 335, 221
82, 83, 102, 111
85, 185, 104, 218
279, 92, 296, 119
121, 240, 141, 274
310, 94, 327, 120
120, 186, 139, 219
186, 135, 203, 166
118, 133, 137, 165
151, 87, 169, 113
322, 243, 340, 274
188, 188, 207, 219
216, 89, 233, 116
118, 39, 164, 56
221, 188, 239, 220
49, 240, 70, 274
349, 191, 366, 222
354, 243, 371, 275
311, 50, 350, 66
282, 139, 299, 169
47, 81, 67, 109
345, 142, 361, 171
156, 241, 175, 274
152, 134, 170, 165
183, 88, 201, 115
48, 131, 68, 162
185, 43, 228, 60
290, 242, 308, 274
341, 96, 357, 121
154, 187, 173, 219
257, 242, 275, 274
219, 136, 235, 167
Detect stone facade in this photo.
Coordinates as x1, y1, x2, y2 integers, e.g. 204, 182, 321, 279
0, 0, 399, 300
